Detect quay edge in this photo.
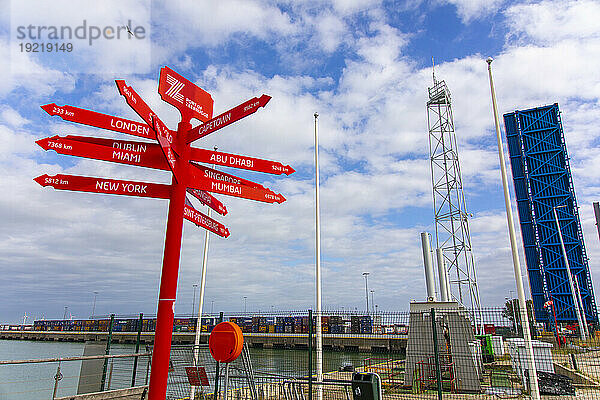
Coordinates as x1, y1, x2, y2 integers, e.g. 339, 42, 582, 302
0, 330, 407, 353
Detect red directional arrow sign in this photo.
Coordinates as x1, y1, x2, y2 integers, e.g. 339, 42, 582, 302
187, 188, 228, 216
116, 80, 180, 180
152, 116, 179, 175
40, 104, 155, 141
190, 163, 265, 189
115, 80, 158, 128
188, 168, 285, 204
34, 174, 172, 199
183, 202, 230, 238
189, 147, 295, 175
187, 95, 271, 143
159, 66, 213, 123
36, 135, 169, 171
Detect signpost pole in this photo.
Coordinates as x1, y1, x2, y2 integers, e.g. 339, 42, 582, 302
148, 119, 191, 400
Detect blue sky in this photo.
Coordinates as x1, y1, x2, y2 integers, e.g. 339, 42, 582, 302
1, 0, 600, 323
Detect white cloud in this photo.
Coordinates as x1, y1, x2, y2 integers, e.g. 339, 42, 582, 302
0, 106, 30, 128
315, 11, 348, 53
505, 0, 600, 45
331, 0, 383, 15
0, 39, 76, 98
9, 0, 152, 74
151, 0, 295, 53
440, 0, 504, 23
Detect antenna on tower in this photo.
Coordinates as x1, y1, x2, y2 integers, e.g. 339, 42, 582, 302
432, 56, 437, 84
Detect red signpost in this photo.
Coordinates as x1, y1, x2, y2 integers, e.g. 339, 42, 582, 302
37, 136, 169, 171
190, 163, 266, 189
41, 104, 155, 140
187, 188, 228, 216
189, 147, 295, 175
188, 171, 286, 204
34, 174, 172, 199
183, 203, 230, 238
35, 66, 293, 400
152, 116, 179, 177
159, 66, 213, 123
187, 95, 271, 142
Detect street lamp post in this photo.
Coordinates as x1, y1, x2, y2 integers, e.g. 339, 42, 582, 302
363, 272, 370, 314
553, 205, 587, 340
92, 291, 98, 319
370, 290, 375, 314
192, 284, 198, 317
243, 296, 247, 314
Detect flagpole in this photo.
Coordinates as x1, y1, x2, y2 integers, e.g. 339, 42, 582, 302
486, 57, 540, 400
191, 148, 217, 400
314, 112, 323, 399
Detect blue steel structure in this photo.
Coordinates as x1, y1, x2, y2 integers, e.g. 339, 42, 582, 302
504, 103, 597, 324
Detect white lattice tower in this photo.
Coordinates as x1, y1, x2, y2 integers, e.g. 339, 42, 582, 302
427, 75, 482, 313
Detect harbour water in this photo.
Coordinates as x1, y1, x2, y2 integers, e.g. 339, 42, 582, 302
0, 339, 400, 399
0, 340, 141, 399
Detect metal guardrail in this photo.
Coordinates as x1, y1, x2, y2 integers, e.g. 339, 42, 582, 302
0, 352, 151, 399
0, 351, 151, 365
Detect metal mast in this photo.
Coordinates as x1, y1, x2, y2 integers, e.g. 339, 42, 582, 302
427, 67, 482, 312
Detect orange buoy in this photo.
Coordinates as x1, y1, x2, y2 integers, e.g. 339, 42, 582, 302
209, 322, 244, 363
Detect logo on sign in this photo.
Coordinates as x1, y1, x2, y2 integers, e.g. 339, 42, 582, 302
165, 75, 185, 104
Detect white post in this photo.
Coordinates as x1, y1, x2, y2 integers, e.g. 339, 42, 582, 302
191, 157, 216, 400
363, 272, 370, 313
553, 207, 587, 340
420, 232, 436, 301
573, 275, 589, 339
436, 248, 449, 302
486, 57, 541, 400
314, 112, 323, 399
190, 211, 210, 400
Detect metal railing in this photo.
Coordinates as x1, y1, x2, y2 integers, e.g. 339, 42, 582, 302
0, 351, 151, 399
5, 307, 600, 399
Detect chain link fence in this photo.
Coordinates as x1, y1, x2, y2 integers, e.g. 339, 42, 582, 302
163, 307, 600, 399
3, 306, 600, 399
